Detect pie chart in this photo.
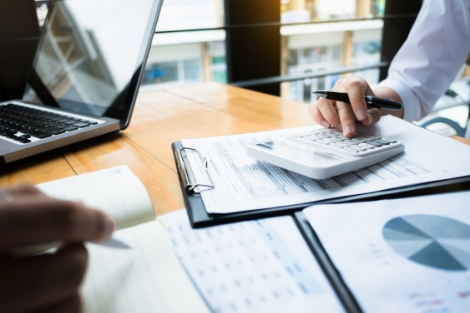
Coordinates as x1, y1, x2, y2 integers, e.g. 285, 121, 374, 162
383, 214, 470, 271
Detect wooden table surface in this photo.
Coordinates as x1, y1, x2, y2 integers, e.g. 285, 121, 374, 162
1, 83, 469, 215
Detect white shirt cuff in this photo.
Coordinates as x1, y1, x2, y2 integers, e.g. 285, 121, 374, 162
377, 78, 422, 122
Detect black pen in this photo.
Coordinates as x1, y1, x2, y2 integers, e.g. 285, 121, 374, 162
313, 90, 403, 111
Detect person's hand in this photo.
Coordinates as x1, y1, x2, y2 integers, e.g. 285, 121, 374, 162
0, 184, 116, 313
308, 76, 382, 138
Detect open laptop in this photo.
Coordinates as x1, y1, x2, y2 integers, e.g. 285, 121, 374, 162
0, 0, 163, 164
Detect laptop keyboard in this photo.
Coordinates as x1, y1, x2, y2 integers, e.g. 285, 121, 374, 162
0, 103, 99, 144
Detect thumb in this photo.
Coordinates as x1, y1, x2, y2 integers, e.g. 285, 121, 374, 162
362, 107, 382, 126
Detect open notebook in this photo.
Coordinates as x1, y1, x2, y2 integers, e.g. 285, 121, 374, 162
37, 165, 209, 313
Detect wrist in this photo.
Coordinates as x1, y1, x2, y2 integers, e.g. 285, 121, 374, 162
373, 87, 404, 118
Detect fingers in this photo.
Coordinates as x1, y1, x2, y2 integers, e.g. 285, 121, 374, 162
0, 244, 87, 313
0, 184, 44, 203
32, 292, 81, 313
308, 77, 381, 137
311, 97, 357, 137
314, 99, 340, 129
0, 194, 115, 251
343, 78, 370, 123
3, 184, 45, 197
363, 107, 382, 126
311, 98, 356, 137
335, 100, 356, 137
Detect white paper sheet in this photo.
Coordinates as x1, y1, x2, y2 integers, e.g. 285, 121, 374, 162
304, 191, 470, 313
181, 115, 470, 214
81, 220, 210, 313
159, 210, 345, 313
37, 165, 154, 229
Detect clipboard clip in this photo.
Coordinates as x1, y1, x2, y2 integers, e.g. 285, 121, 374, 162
176, 147, 215, 195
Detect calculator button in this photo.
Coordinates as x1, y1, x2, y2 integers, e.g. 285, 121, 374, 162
374, 140, 390, 145
331, 142, 346, 148
381, 138, 397, 143
367, 140, 383, 147
288, 129, 401, 157
358, 143, 375, 149
349, 145, 367, 151
343, 147, 359, 153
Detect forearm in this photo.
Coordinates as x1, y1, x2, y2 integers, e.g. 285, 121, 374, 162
376, 0, 470, 122
373, 87, 404, 119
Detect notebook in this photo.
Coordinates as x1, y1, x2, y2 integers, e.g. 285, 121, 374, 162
0, 0, 164, 165
36, 166, 210, 313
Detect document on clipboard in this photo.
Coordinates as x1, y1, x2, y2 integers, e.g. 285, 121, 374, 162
159, 210, 346, 313
172, 116, 470, 227
302, 190, 470, 313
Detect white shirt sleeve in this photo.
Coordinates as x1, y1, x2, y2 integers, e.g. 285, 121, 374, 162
377, 0, 470, 122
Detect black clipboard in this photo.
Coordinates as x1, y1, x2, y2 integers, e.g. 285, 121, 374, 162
172, 141, 470, 228
293, 211, 363, 313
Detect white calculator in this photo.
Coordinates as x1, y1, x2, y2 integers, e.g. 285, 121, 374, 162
246, 128, 405, 179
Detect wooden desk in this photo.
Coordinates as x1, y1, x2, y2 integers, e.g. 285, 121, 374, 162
1, 83, 469, 215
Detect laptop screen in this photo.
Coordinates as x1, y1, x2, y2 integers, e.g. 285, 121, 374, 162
23, 0, 163, 128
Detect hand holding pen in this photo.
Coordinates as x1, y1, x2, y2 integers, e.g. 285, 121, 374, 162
0, 184, 116, 313
308, 77, 404, 138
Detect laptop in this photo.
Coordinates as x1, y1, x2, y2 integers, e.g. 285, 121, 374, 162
0, 0, 164, 164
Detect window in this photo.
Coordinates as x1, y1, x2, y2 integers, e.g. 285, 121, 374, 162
143, 0, 226, 89
143, 62, 179, 85
35, 0, 422, 104
280, 1, 385, 103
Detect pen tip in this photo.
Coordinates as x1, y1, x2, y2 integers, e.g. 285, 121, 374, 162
313, 91, 327, 98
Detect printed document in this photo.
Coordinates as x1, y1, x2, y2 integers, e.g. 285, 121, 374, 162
159, 210, 345, 313
304, 191, 470, 313
181, 116, 470, 214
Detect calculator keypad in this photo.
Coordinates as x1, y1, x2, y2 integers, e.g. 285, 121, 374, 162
288, 128, 402, 157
